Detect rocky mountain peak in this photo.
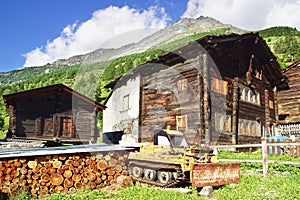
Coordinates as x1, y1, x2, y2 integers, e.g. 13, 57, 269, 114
48, 17, 245, 67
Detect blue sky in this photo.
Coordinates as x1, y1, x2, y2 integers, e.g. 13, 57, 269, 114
1, 0, 300, 72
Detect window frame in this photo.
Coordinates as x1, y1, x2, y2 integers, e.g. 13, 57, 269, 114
176, 115, 188, 131
239, 85, 260, 105
177, 79, 188, 93
123, 94, 130, 111
212, 77, 228, 95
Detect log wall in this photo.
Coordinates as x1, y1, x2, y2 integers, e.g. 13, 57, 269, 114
9, 90, 98, 143
139, 53, 277, 144
278, 63, 300, 123
140, 59, 202, 144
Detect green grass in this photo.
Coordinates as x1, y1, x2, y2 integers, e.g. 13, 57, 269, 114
9, 149, 300, 200
219, 148, 300, 163
214, 174, 300, 200
9, 173, 300, 200
219, 147, 300, 160
9, 186, 203, 200
219, 149, 300, 174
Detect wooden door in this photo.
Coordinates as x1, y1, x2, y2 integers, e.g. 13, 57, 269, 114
43, 118, 54, 136
60, 117, 73, 138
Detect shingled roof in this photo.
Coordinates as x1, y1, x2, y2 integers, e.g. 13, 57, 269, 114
106, 32, 288, 91
3, 84, 106, 111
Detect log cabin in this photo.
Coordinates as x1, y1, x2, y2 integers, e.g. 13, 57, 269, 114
3, 84, 106, 145
277, 60, 300, 137
103, 32, 288, 145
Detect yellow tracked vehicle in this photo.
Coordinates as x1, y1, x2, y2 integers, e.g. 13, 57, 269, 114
128, 130, 240, 188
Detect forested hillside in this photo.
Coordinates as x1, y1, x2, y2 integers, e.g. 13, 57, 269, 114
0, 26, 299, 137
259, 26, 300, 68
0, 65, 63, 86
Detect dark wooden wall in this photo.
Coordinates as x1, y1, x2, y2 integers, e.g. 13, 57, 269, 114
278, 64, 300, 123
138, 51, 277, 145
139, 59, 202, 144
8, 90, 98, 144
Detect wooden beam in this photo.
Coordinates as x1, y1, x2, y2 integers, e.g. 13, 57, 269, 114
197, 53, 205, 141
232, 77, 239, 146
265, 89, 270, 136
273, 86, 279, 124
203, 53, 211, 145
197, 72, 204, 141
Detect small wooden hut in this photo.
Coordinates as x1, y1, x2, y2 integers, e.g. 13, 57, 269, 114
3, 84, 106, 145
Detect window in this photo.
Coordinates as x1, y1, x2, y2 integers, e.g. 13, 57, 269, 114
269, 100, 274, 109
245, 121, 251, 135
240, 85, 260, 105
123, 95, 129, 111
239, 119, 245, 135
60, 117, 73, 137
257, 93, 260, 104
224, 116, 232, 132
43, 118, 54, 136
238, 119, 261, 136
177, 79, 187, 93
251, 92, 257, 103
215, 113, 231, 132
251, 122, 258, 136
212, 77, 228, 95
176, 115, 187, 131
241, 88, 246, 100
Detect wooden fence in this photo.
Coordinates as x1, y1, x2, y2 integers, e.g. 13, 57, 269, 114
267, 137, 300, 157
207, 137, 300, 177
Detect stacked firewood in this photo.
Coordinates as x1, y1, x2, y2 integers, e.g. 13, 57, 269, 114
0, 151, 129, 198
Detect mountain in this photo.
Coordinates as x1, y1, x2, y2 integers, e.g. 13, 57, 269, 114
1, 16, 245, 86
1, 17, 299, 87
0, 65, 63, 86
50, 16, 245, 67
0, 17, 245, 86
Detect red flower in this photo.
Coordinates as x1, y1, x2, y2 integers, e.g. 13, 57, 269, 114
194, 137, 200, 143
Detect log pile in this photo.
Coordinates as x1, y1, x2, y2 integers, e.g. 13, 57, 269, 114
0, 151, 129, 198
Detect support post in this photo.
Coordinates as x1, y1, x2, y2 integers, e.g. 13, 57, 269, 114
265, 89, 270, 136
232, 77, 239, 149
197, 72, 204, 141
273, 86, 278, 124
203, 53, 210, 145
262, 138, 268, 178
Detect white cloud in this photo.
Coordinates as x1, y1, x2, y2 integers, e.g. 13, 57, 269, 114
182, 0, 300, 31
266, 2, 300, 29
23, 5, 170, 67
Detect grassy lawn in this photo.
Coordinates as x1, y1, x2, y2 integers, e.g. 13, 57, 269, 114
214, 173, 300, 200
10, 174, 300, 200
218, 149, 300, 174
10, 149, 300, 200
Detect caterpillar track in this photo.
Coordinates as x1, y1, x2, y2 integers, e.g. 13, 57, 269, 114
128, 160, 187, 188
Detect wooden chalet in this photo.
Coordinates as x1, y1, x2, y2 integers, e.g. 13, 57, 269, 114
3, 84, 106, 145
277, 60, 300, 136
103, 32, 288, 145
